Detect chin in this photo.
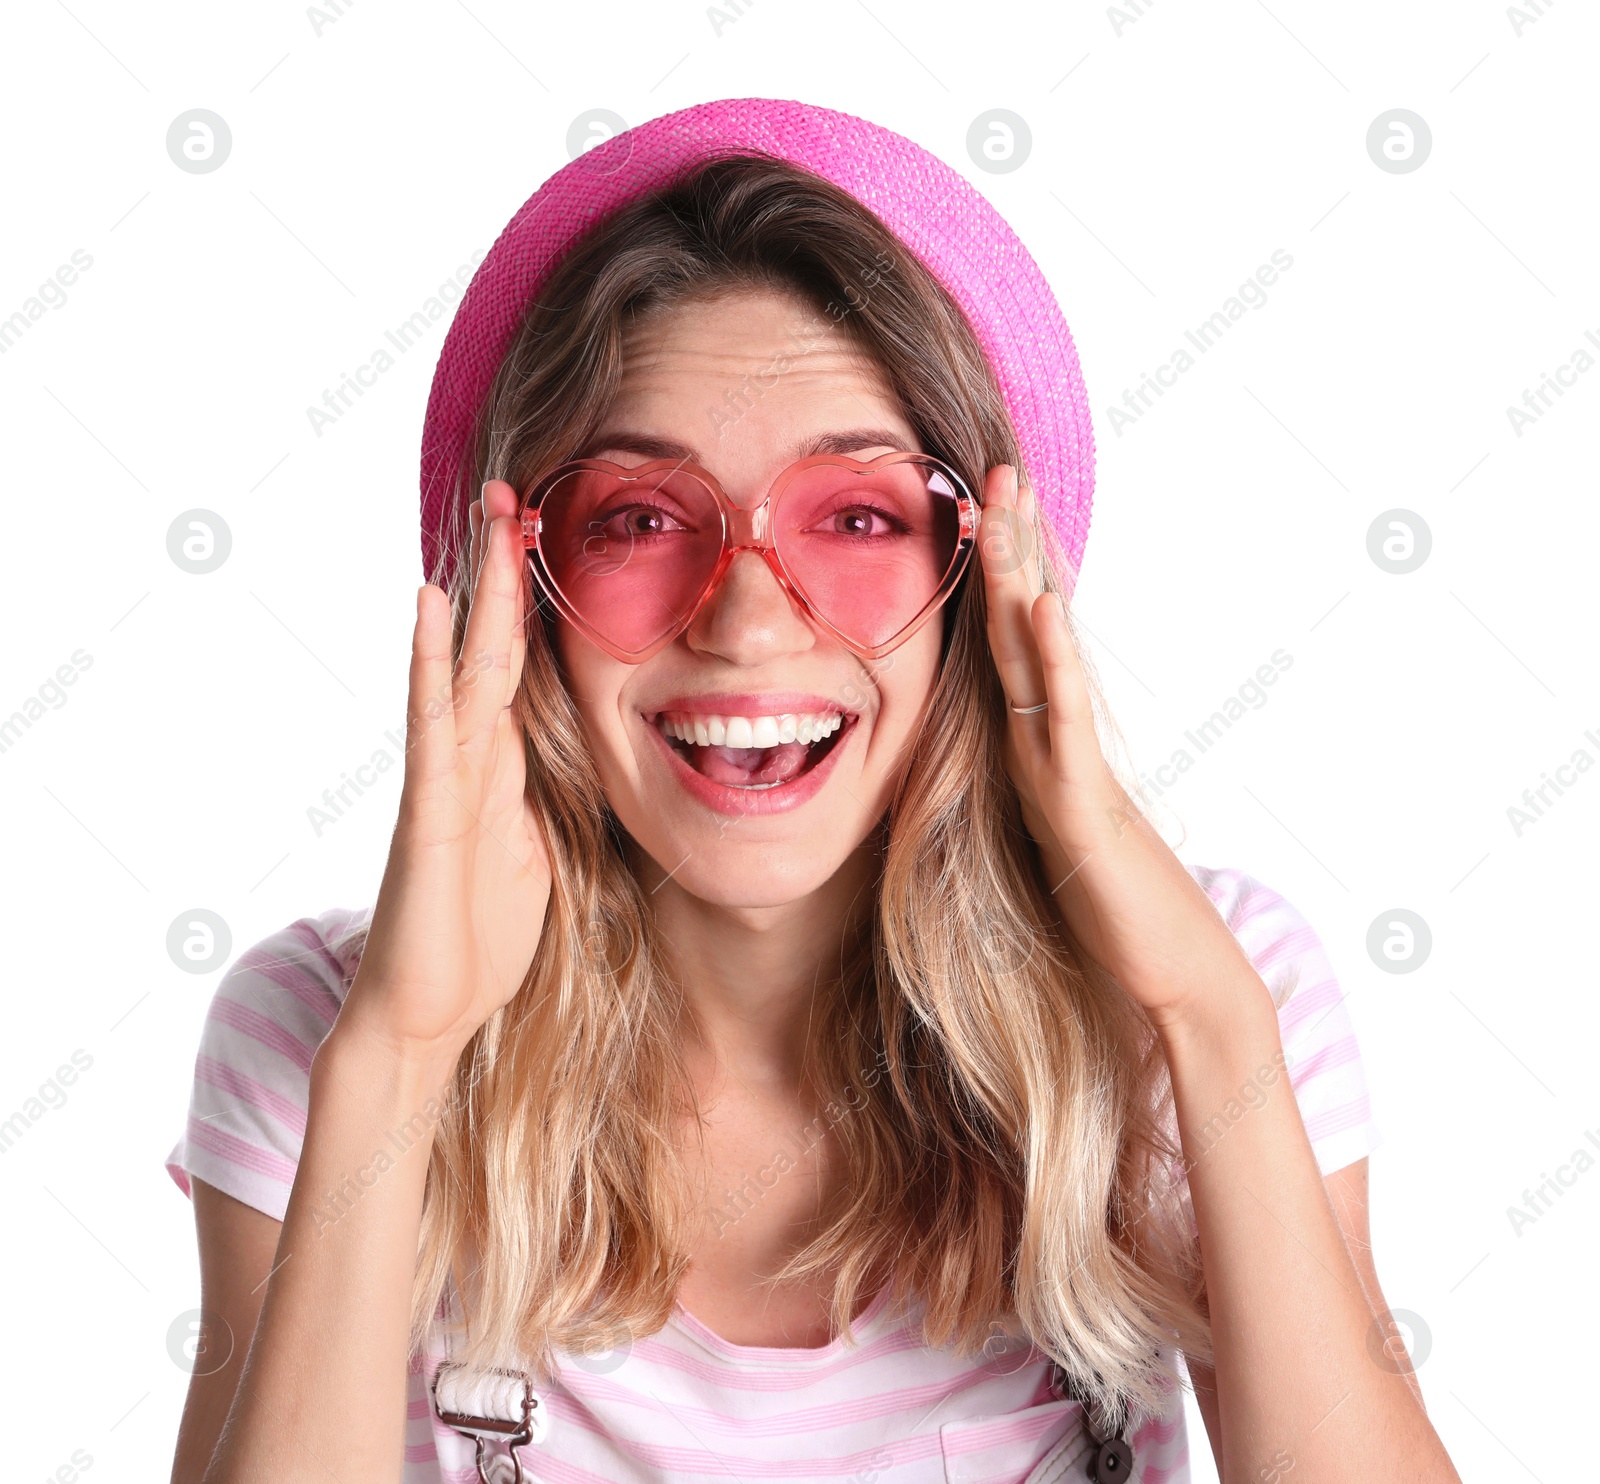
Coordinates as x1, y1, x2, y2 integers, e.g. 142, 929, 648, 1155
632, 817, 866, 909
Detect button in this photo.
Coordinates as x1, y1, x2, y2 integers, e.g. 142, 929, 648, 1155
1088, 1436, 1133, 1481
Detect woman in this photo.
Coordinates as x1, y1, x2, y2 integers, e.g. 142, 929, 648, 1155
167, 100, 1459, 1483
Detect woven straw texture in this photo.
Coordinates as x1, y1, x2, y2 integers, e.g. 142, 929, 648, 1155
419, 96, 1095, 594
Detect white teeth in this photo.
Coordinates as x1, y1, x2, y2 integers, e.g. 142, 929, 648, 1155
657, 709, 847, 748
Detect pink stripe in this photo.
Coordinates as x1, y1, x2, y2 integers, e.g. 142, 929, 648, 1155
553, 1356, 1007, 1438
1130, 1407, 1185, 1446
185, 1115, 298, 1186
528, 1426, 949, 1479
285, 916, 356, 991
232, 939, 342, 1029
1250, 922, 1320, 974
207, 996, 315, 1072
1287, 1033, 1360, 1089
1141, 1446, 1192, 1484
622, 1321, 926, 1391
1229, 883, 1284, 931
1278, 976, 1342, 1038
1304, 1093, 1373, 1145
195, 1053, 307, 1137
935, 1401, 1072, 1457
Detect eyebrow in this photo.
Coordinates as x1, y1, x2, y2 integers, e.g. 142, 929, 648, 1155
575, 426, 914, 466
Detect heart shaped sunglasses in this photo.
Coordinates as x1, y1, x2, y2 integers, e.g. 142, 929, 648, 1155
517, 450, 980, 664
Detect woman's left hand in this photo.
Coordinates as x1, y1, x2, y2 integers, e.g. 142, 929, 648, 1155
978, 464, 1266, 1036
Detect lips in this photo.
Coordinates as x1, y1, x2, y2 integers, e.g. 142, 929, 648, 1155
642, 708, 857, 817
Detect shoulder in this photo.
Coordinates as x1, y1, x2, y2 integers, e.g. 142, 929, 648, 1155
205, 906, 368, 1061
165, 905, 373, 1221
1183, 862, 1321, 1010
1181, 862, 1382, 1176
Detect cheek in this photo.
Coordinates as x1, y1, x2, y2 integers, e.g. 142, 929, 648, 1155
862, 641, 942, 763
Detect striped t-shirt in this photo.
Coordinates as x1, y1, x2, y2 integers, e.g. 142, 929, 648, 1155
166, 863, 1381, 1484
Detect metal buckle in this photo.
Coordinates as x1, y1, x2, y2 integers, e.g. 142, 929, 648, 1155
432, 1363, 543, 1484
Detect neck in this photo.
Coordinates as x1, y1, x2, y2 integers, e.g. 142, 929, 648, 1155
635, 836, 882, 1097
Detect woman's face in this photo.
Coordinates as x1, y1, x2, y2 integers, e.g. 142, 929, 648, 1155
555, 287, 947, 908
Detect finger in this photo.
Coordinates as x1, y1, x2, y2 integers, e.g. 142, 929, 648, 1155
979, 464, 1047, 713
468, 492, 484, 588
480, 478, 526, 710
1030, 590, 1096, 767
408, 583, 458, 783
455, 507, 521, 750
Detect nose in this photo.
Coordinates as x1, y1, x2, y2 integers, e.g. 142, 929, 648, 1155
685, 547, 817, 664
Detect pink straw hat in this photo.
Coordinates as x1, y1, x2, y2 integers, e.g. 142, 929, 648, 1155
420, 96, 1096, 596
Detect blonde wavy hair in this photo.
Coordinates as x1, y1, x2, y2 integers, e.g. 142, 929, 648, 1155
353, 151, 1215, 1425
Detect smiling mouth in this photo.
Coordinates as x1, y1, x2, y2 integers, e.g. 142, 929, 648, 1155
646, 709, 855, 790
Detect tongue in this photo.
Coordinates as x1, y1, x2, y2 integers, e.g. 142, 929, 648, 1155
689, 740, 814, 787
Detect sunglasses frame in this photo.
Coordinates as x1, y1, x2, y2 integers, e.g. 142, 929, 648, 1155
517, 449, 981, 665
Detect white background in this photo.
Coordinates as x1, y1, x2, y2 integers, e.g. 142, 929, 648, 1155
2, 1, 1595, 1480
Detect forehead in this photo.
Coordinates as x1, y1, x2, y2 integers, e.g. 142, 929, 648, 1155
602, 287, 917, 464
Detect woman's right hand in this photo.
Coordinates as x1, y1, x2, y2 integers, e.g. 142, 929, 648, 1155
337, 478, 552, 1063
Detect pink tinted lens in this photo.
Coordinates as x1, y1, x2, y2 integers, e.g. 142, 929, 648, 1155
535, 466, 724, 656
774, 461, 964, 651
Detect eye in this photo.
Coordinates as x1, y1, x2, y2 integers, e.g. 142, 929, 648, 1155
591, 503, 691, 541
832, 507, 895, 536
811, 503, 910, 540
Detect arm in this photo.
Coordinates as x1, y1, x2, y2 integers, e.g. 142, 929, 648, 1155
974, 463, 1457, 1482
169, 484, 550, 1482
1185, 1157, 1431, 1472
170, 1181, 279, 1483
186, 1029, 462, 1482
1163, 990, 1456, 1482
